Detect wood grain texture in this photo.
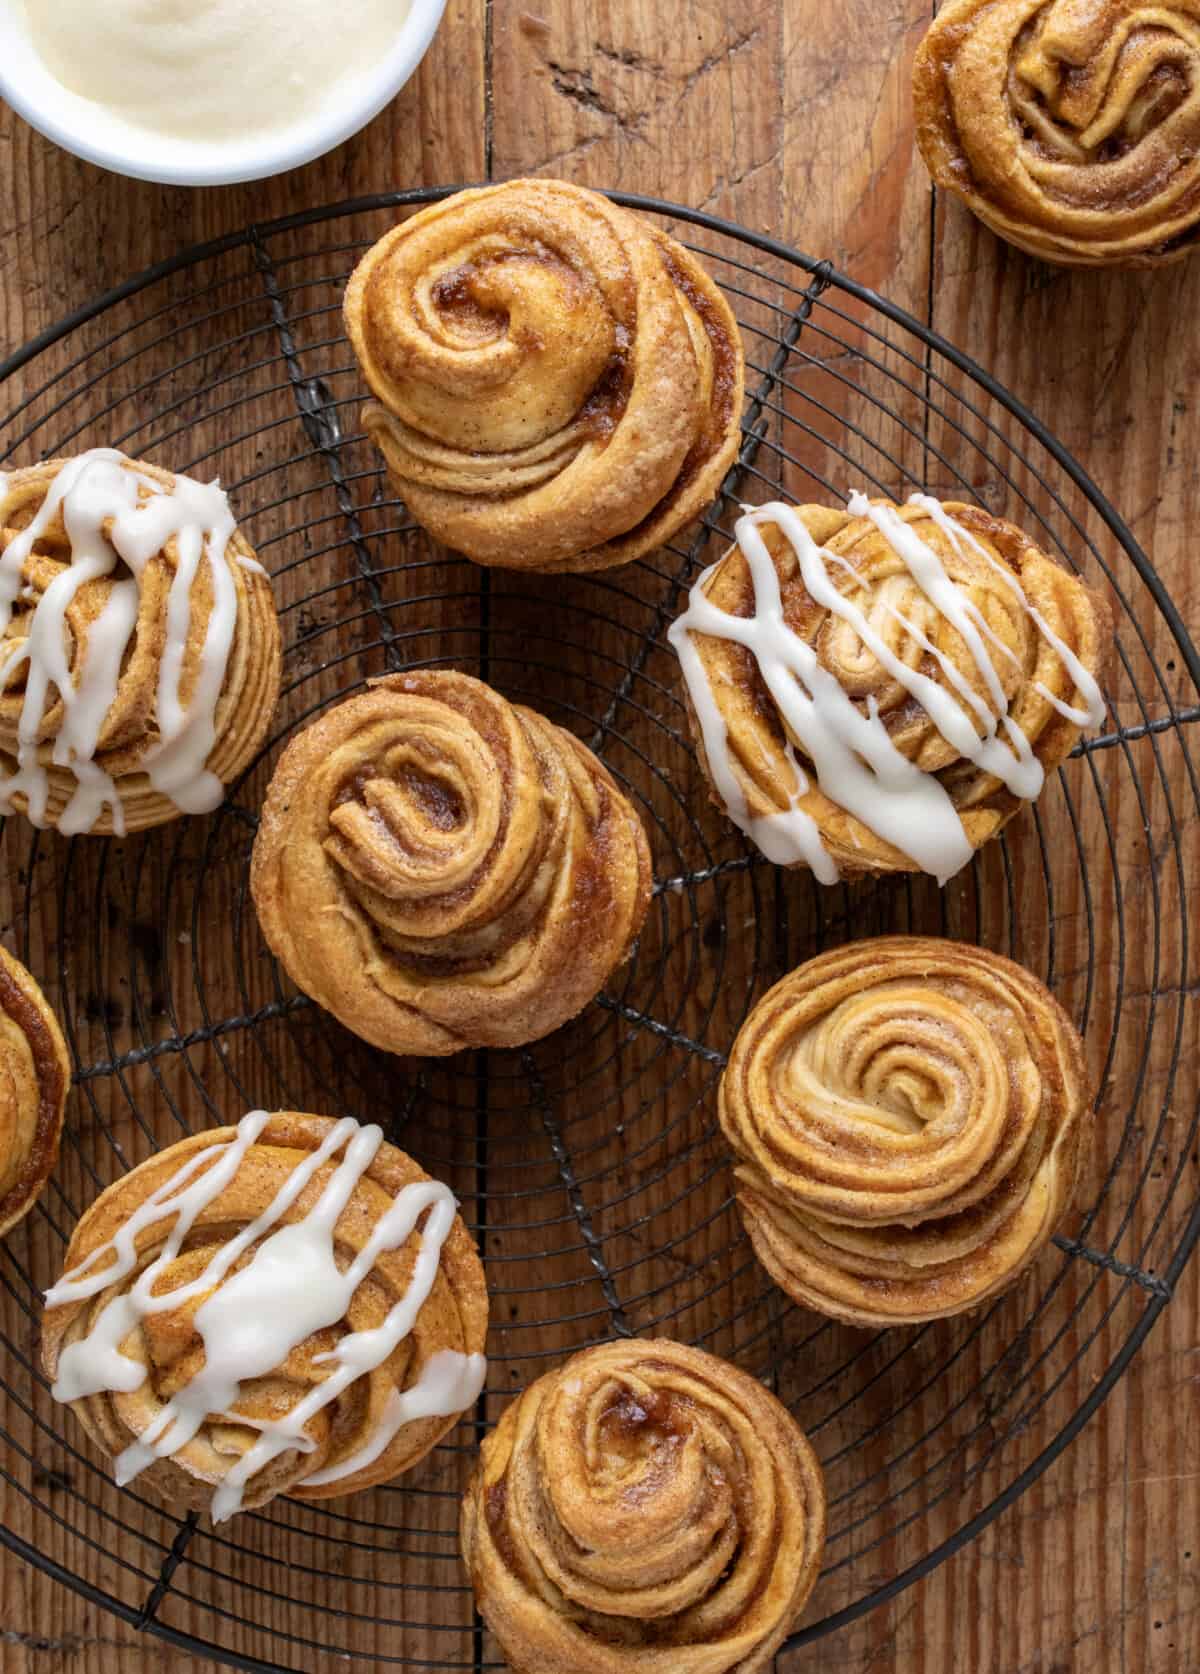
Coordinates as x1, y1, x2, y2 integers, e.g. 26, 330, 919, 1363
0, 0, 1197, 1672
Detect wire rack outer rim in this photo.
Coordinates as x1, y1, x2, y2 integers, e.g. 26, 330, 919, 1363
0, 185, 1195, 1673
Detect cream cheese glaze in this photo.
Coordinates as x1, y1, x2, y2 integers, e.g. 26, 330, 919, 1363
45, 1112, 487, 1521
668, 495, 1106, 885
19, 0, 411, 151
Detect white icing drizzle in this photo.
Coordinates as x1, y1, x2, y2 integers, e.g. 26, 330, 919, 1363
46, 1112, 486, 1521
302, 1350, 485, 1488
910, 495, 1105, 730
668, 495, 1106, 885
0, 449, 253, 835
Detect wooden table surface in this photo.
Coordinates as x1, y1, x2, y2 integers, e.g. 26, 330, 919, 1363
0, 2, 1197, 1671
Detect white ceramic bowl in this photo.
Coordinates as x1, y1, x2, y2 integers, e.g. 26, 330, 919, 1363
0, 0, 448, 186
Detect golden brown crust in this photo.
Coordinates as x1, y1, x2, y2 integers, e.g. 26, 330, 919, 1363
720, 937, 1092, 1327
0, 946, 69, 1240
0, 457, 281, 834
913, 0, 1200, 267
344, 178, 744, 572
680, 498, 1112, 878
460, 1338, 826, 1674
249, 670, 652, 1056
40, 1113, 489, 1512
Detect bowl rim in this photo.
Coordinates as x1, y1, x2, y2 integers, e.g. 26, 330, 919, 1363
0, 0, 448, 186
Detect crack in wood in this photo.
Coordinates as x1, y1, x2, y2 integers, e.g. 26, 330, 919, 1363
541, 26, 763, 149
0, 1630, 171, 1657
547, 62, 638, 127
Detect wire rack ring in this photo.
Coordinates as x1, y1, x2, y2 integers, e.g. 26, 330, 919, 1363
0, 189, 1197, 1673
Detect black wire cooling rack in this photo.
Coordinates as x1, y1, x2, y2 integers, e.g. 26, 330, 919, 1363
0, 188, 1198, 1672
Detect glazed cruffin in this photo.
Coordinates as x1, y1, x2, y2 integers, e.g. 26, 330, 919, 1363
41, 1113, 489, 1517
0, 452, 280, 837
345, 177, 745, 572
670, 494, 1112, 883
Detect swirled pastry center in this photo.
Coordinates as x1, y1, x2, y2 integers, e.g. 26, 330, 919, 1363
761, 979, 1036, 1216
1011, 6, 1196, 166
388, 245, 621, 453
1009, 2, 1199, 164
532, 1379, 743, 1619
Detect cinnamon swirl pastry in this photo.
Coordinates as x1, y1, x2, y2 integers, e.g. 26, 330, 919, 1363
669, 495, 1110, 884
720, 937, 1092, 1327
460, 1338, 826, 1674
0, 946, 68, 1240
250, 670, 652, 1056
0, 451, 281, 835
41, 1112, 488, 1518
913, 0, 1200, 266
345, 178, 744, 572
